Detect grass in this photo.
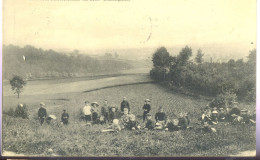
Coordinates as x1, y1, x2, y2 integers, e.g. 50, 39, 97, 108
2, 80, 256, 157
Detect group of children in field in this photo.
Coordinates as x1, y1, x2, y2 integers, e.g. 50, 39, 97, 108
13, 96, 256, 133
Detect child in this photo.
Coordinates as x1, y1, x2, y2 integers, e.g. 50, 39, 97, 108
165, 118, 180, 132
127, 114, 140, 130
178, 112, 188, 130
108, 106, 120, 123
218, 107, 226, 122
82, 101, 92, 125
143, 99, 151, 122
102, 119, 121, 132
121, 108, 130, 129
155, 106, 167, 129
211, 108, 218, 124
145, 113, 155, 130
91, 102, 100, 124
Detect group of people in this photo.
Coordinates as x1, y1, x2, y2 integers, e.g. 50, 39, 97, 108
13, 97, 255, 133
198, 102, 256, 132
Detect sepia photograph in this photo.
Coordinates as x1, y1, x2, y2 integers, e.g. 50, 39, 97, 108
1, 0, 257, 157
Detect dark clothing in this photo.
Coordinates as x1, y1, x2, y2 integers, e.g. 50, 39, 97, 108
38, 107, 47, 126
108, 111, 121, 123
126, 120, 139, 130
61, 112, 69, 125
121, 100, 130, 112
155, 112, 166, 122
178, 117, 188, 129
229, 107, 241, 116
92, 112, 99, 124
218, 113, 226, 122
145, 119, 155, 130
143, 104, 151, 122
15, 105, 29, 119
166, 122, 180, 132
85, 115, 91, 122
101, 105, 110, 122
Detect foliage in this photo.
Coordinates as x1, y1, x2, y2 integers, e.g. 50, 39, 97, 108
152, 47, 170, 67
3, 44, 132, 80
209, 91, 237, 108
150, 46, 256, 102
195, 49, 204, 64
10, 75, 26, 98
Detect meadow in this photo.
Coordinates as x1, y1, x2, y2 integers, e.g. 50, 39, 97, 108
2, 75, 256, 157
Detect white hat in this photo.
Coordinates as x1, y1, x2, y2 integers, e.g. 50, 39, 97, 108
212, 111, 218, 114
49, 115, 56, 120
91, 102, 99, 106
19, 104, 23, 107
145, 99, 150, 102
40, 102, 45, 106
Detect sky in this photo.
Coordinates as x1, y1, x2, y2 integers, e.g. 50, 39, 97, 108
2, 0, 257, 56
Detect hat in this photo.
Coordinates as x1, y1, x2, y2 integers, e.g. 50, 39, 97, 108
241, 109, 248, 112
91, 102, 99, 106
49, 115, 56, 120
40, 102, 45, 106
145, 99, 150, 102
212, 110, 218, 114
19, 104, 23, 107
146, 113, 152, 116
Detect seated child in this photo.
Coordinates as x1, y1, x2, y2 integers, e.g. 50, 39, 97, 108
178, 112, 188, 130
155, 106, 167, 130
145, 113, 155, 130
218, 107, 226, 122
165, 118, 180, 132
211, 108, 218, 124
102, 119, 121, 132
108, 106, 120, 123
121, 108, 130, 129
127, 114, 140, 130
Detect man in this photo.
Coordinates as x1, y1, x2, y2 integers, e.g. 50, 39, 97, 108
38, 102, 47, 126
83, 101, 92, 124
101, 100, 110, 123
142, 99, 151, 122
61, 109, 69, 125
121, 97, 130, 113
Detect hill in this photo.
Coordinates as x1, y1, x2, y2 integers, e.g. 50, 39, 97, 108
2, 45, 133, 80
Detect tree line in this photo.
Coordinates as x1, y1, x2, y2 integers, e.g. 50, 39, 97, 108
3, 45, 132, 80
150, 46, 256, 102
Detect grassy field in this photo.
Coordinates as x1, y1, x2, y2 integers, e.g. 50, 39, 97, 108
2, 76, 256, 157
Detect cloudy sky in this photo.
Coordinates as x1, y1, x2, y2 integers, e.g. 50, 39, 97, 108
3, 0, 256, 54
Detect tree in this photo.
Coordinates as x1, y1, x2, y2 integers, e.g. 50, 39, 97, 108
177, 46, 192, 65
9, 75, 26, 98
152, 47, 170, 67
195, 49, 204, 64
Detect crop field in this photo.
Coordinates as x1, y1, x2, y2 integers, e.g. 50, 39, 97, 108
2, 75, 256, 157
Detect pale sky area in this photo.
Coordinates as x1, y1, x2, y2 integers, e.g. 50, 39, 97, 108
3, 0, 256, 57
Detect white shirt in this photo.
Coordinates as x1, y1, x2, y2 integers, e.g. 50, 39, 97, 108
83, 105, 91, 115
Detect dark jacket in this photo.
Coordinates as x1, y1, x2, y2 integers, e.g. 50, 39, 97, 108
145, 119, 155, 130
143, 104, 151, 112
121, 100, 130, 112
178, 117, 188, 129
155, 112, 166, 122
38, 107, 47, 118
61, 112, 69, 120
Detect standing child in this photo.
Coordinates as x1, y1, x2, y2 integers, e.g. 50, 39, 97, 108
143, 99, 151, 122
91, 102, 100, 124
61, 109, 69, 125
82, 101, 92, 125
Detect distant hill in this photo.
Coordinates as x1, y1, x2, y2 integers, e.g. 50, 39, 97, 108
2, 45, 132, 80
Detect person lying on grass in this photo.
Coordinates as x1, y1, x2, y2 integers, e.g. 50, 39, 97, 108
102, 119, 121, 132
155, 106, 167, 130
145, 113, 155, 130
